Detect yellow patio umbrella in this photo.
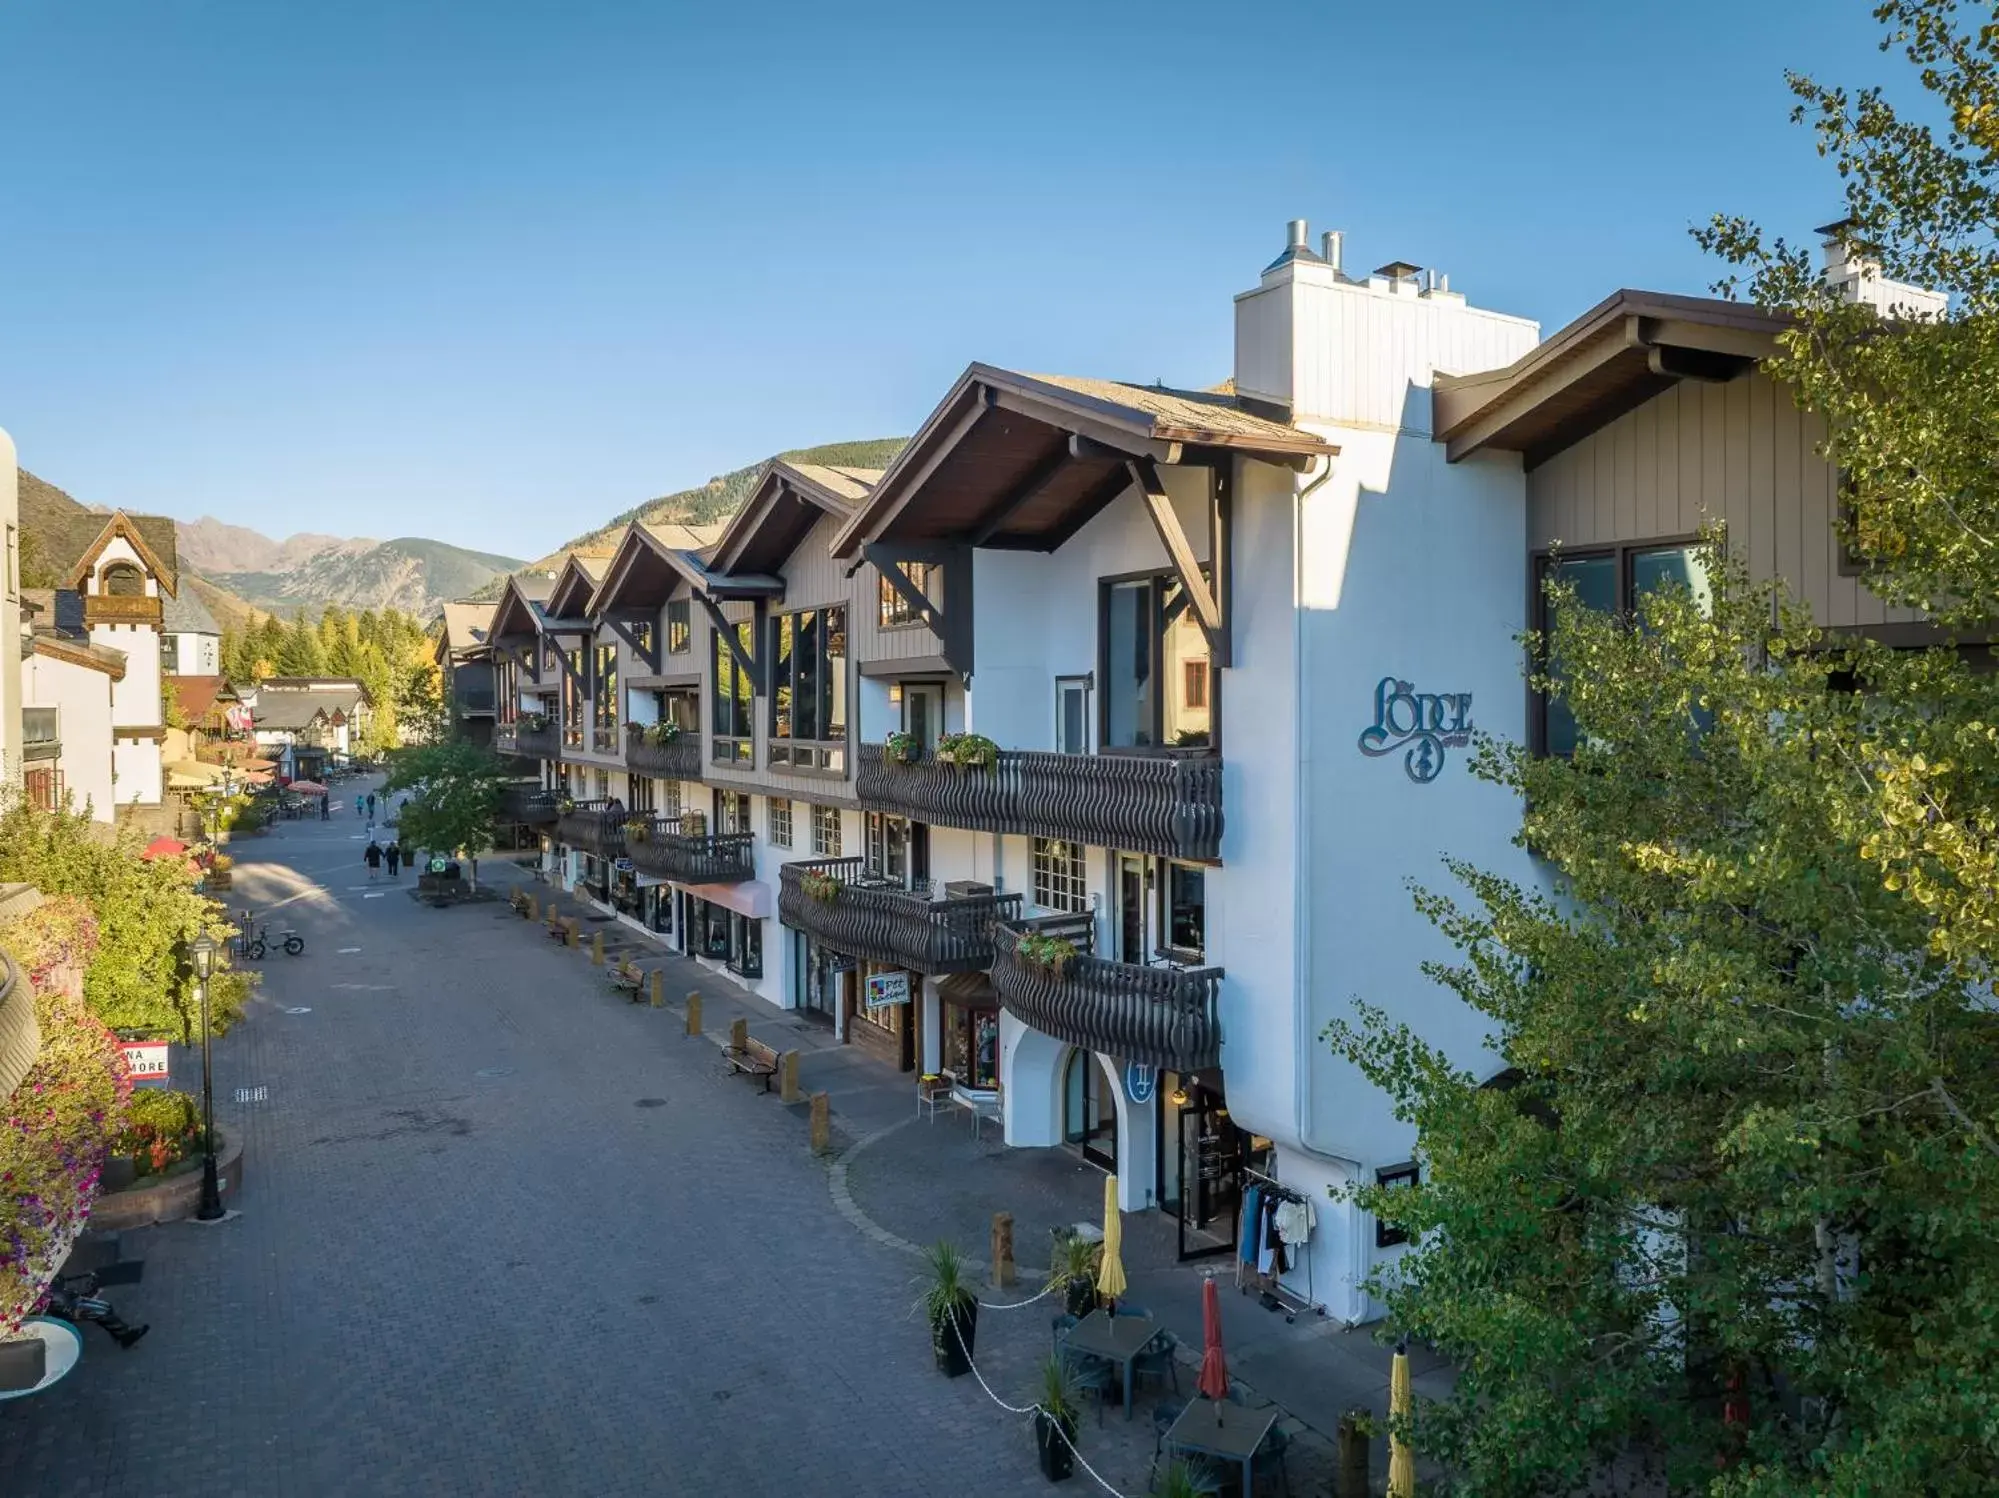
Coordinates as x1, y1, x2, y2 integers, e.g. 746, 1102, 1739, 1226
1388, 1339, 1416, 1497
1095, 1173, 1128, 1305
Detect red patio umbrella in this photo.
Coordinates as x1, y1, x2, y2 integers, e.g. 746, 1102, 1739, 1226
140, 836, 188, 861
1198, 1272, 1230, 1406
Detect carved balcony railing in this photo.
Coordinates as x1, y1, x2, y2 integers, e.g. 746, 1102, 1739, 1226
778, 857, 1023, 976
856, 743, 1223, 862
82, 594, 162, 627
624, 724, 701, 781
515, 722, 561, 759
497, 787, 558, 827
990, 916, 1222, 1072
555, 801, 624, 859
22, 708, 59, 763
626, 818, 755, 884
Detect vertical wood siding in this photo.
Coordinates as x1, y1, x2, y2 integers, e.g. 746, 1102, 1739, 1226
1526, 372, 1922, 630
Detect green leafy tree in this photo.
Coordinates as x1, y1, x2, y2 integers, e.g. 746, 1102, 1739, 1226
1333, 549, 1999, 1496
274, 610, 325, 675
382, 741, 514, 889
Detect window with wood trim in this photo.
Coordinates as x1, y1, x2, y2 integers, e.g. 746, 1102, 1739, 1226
811, 803, 842, 856
593, 642, 619, 752
879, 561, 935, 628
768, 604, 848, 771
1101, 571, 1213, 750
1032, 838, 1088, 915
768, 797, 793, 848
562, 648, 585, 747
711, 619, 754, 765
666, 599, 691, 654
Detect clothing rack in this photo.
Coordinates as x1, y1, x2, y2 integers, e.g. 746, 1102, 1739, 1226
1235, 1167, 1325, 1322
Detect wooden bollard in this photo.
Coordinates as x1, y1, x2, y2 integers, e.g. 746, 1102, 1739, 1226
562, 917, 578, 947
527, 894, 539, 921
809, 1091, 831, 1155
990, 1212, 1016, 1288
1337, 1412, 1371, 1498
778, 1050, 800, 1103
590, 931, 605, 965
649, 971, 664, 1007
685, 992, 702, 1037
729, 1017, 748, 1052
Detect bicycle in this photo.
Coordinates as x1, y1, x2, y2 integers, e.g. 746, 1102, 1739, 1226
237, 914, 305, 960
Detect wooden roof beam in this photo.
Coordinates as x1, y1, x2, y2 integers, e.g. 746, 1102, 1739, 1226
1128, 458, 1223, 650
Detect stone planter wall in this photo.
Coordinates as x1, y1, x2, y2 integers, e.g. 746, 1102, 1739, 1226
91, 1135, 245, 1230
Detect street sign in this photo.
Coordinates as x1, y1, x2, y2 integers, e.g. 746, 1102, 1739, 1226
117, 1040, 169, 1089
864, 970, 911, 1010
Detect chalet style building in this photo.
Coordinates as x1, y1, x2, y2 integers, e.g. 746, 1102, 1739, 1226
485, 220, 1941, 1323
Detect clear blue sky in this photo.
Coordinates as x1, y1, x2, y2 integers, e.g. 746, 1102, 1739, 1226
0, 0, 1899, 560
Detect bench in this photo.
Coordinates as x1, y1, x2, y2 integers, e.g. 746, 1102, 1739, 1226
724, 1035, 781, 1093
606, 960, 644, 1000
544, 912, 569, 944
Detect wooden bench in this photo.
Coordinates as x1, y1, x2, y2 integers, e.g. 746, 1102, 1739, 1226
724, 1034, 781, 1093
606, 959, 644, 1000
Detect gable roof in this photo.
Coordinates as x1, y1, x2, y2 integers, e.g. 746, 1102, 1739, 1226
489, 572, 556, 641
170, 674, 238, 721
708, 461, 878, 576
1432, 289, 1789, 468
831, 363, 1334, 559
18, 471, 180, 595
31, 633, 126, 680
544, 552, 613, 623
440, 601, 496, 653
251, 692, 352, 731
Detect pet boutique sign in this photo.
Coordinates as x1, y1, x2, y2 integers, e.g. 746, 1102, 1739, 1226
1357, 676, 1474, 783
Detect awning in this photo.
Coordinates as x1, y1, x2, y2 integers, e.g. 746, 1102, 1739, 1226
938, 971, 997, 1007
671, 880, 773, 919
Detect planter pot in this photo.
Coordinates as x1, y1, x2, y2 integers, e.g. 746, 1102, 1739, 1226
1063, 1278, 1098, 1320
207, 872, 233, 890
1034, 1411, 1077, 1482
90, 1133, 244, 1230
100, 1155, 137, 1194
931, 1300, 978, 1377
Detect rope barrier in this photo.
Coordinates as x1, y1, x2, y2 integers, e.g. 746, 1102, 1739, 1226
942, 1310, 1135, 1498
975, 1278, 1059, 1311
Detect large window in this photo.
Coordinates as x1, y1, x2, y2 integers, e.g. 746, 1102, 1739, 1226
629, 775, 655, 814
714, 788, 752, 835
864, 812, 927, 887
667, 599, 691, 654
1165, 863, 1206, 957
728, 915, 763, 980
711, 619, 755, 765
660, 777, 682, 817
769, 604, 848, 770
1534, 541, 1714, 757
161, 635, 180, 673
942, 1000, 999, 1091
1102, 572, 1213, 750
1032, 838, 1088, 914
593, 642, 619, 752
768, 797, 793, 848
811, 804, 842, 856
562, 648, 584, 748
879, 561, 935, 628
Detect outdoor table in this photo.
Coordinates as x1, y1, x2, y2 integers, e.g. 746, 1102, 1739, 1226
1164, 1398, 1280, 1497
1060, 1310, 1160, 1419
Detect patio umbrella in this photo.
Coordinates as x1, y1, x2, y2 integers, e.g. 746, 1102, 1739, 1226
288, 780, 329, 795
1197, 1273, 1230, 1404
1095, 1174, 1127, 1305
140, 836, 187, 861
1388, 1340, 1416, 1498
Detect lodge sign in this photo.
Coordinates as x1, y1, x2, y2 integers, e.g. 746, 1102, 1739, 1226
1358, 676, 1473, 784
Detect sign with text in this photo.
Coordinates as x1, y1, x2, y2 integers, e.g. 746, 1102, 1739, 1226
1124, 1061, 1157, 1105
864, 970, 912, 1010
1357, 676, 1474, 784
117, 1040, 170, 1089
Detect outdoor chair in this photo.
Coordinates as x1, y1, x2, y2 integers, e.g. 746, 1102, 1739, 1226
1131, 1328, 1180, 1396
1147, 1398, 1188, 1486
1065, 1351, 1115, 1427
1250, 1422, 1294, 1497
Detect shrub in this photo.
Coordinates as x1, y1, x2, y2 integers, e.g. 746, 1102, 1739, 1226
110, 1088, 202, 1176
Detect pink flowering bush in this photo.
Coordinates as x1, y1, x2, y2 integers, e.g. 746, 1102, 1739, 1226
1, 897, 130, 1339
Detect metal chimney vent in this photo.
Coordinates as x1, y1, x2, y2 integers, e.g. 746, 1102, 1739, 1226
1263, 218, 1325, 274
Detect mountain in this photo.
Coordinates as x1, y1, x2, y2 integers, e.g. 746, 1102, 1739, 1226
522, 437, 907, 573
207, 536, 526, 620
177, 515, 368, 574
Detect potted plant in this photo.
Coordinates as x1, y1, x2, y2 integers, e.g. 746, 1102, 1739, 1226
1151, 1460, 1221, 1497
1033, 1355, 1081, 1481
623, 819, 649, 843
1018, 933, 1080, 973
801, 869, 841, 903
1050, 1232, 1101, 1319
937, 731, 998, 771
643, 721, 681, 746
922, 1241, 979, 1377
557, 793, 577, 815
206, 853, 234, 890
522, 711, 549, 732
885, 730, 921, 765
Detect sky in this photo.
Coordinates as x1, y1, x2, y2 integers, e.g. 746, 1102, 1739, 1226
0, 0, 1909, 560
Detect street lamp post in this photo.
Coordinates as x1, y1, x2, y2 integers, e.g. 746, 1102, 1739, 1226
189, 934, 225, 1221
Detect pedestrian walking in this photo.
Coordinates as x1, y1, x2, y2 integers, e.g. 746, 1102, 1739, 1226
366, 792, 377, 819
385, 840, 402, 878
364, 840, 383, 881
320, 796, 329, 822
354, 794, 364, 819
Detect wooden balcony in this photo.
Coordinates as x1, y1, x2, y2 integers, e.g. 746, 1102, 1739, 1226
497, 786, 558, 827
555, 801, 624, 859
515, 723, 560, 759
624, 724, 701, 781
856, 743, 1224, 862
82, 594, 162, 627
990, 915, 1222, 1072
777, 858, 1023, 976
626, 818, 755, 884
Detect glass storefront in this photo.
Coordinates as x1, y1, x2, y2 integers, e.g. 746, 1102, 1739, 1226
1156, 1073, 1242, 1261
941, 996, 999, 1092
1063, 1050, 1119, 1172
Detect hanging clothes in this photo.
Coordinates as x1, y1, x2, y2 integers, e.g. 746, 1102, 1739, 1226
1238, 1187, 1263, 1266
1274, 1196, 1315, 1248
1257, 1194, 1281, 1275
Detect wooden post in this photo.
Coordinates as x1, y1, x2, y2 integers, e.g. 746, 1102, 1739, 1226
649, 971, 664, 1008
590, 931, 605, 966
1337, 1412, 1371, 1498
809, 1091, 830, 1155
685, 992, 702, 1037
778, 1050, 800, 1103
729, 1017, 747, 1052
527, 894, 539, 921
990, 1212, 1016, 1288
563, 917, 578, 947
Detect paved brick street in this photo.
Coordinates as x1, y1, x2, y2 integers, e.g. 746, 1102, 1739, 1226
1, 792, 1260, 1498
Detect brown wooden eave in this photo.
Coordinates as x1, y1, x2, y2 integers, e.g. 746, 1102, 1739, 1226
1435, 289, 1791, 470
710, 462, 859, 576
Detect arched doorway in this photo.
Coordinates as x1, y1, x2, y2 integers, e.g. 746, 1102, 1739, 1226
101, 562, 145, 597
1062, 1049, 1118, 1172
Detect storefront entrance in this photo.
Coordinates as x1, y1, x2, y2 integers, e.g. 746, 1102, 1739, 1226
1063, 1050, 1119, 1172
790, 933, 850, 1028
1153, 1074, 1241, 1260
